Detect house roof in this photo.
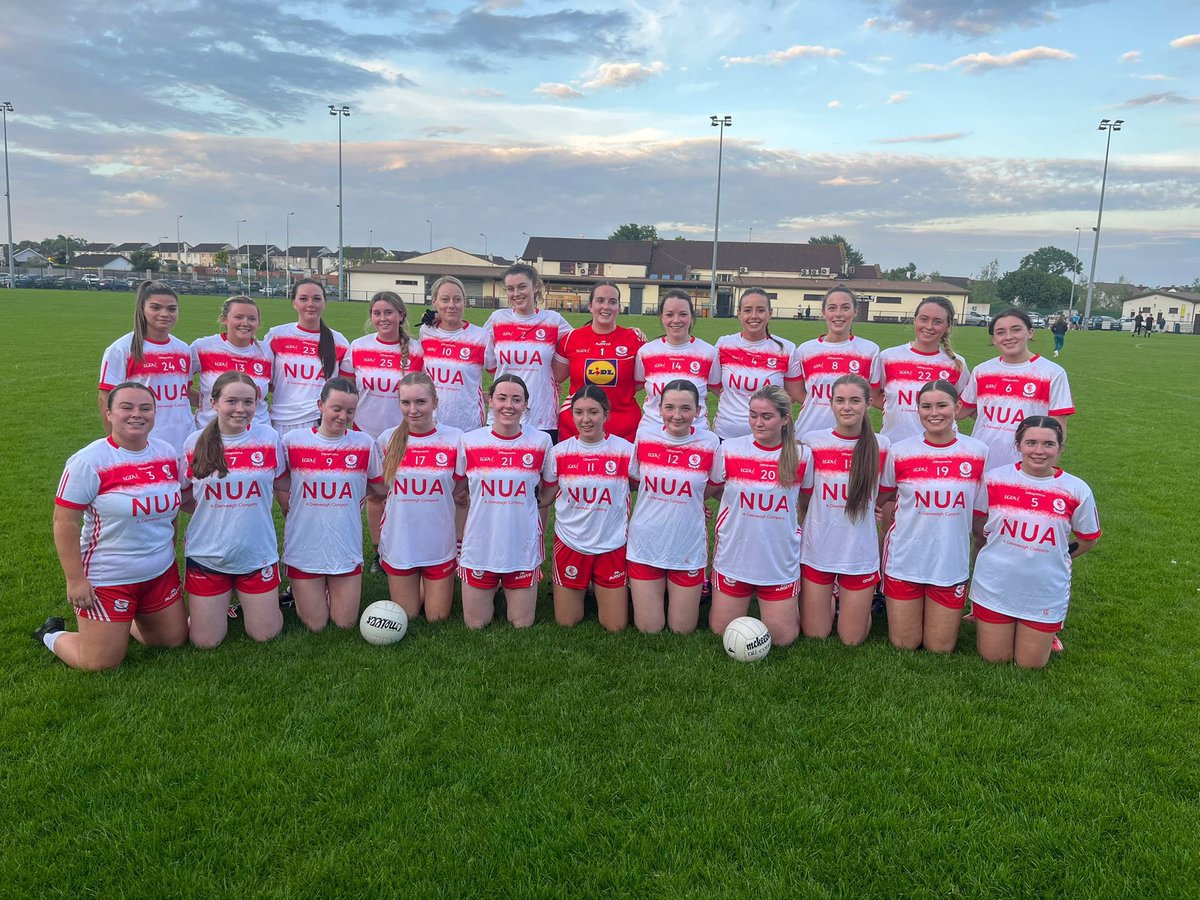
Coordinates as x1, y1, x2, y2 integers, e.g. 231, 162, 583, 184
1125, 288, 1200, 304
191, 242, 232, 253
648, 240, 846, 276
78, 242, 115, 253
523, 237, 655, 266
349, 261, 511, 280
73, 254, 130, 267
287, 245, 332, 256
111, 242, 151, 252
150, 242, 190, 253
233, 244, 283, 254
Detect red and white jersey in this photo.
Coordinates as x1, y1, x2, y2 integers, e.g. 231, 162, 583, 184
799, 429, 894, 575
555, 325, 645, 441
456, 428, 554, 573
547, 435, 634, 554
377, 426, 464, 569
99, 333, 194, 454
711, 436, 813, 585
190, 333, 273, 429
265, 322, 350, 428
713, 333, 802, 439
882, 434, 988, 586
419, 322, 491, 431
634, 337, 722, 430
484, 308, 573, 430
971, 464, 1101, 623
55, 437, 181, 586
180, 424, 286, 574
960, 355, 1074, 468
793, 335, 881, 436
870, 344, 969, 442
627, 427, 721, 571
339, 334, 425, 439
281, 428, 383, 574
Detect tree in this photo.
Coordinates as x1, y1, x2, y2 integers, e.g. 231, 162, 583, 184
129, 249, 161, 272
883, 262, 918, 281
808, 234, 865, 267
1019, 246, 1082, 277
42, 234, 88, 264
609, 223, 658, 241
997, 268, 1071, 311
213, 249, 230, 268
970, 258, 1001, 310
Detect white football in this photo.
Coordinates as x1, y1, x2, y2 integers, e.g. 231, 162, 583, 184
723, 616, 771, 662
359, 600, 409, 645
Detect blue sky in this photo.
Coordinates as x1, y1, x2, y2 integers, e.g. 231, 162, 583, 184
2, 0, 1197, 283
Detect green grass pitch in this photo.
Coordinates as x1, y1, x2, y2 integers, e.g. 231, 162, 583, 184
1, 291, 1197, 894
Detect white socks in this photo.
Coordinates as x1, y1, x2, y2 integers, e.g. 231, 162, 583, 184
43, 630, 63, 652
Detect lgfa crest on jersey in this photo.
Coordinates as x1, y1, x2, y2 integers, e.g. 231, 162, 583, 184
605, 460, 618, 475
688, 454, 702, 468
939, 369, 949, 379
690, 360, 701, 374
615, 345, 629, 357
253, 362, 264, 375
251, 451, 265, 466
346, 454, 358, 468
1023, 382, 1037, 397
535, 328, 546, 341
459, 347, 472, 360
522, 453, 534, 466
849, 360, 861, 373
1052, 497, 1067, 514
958, 460, 973, 477
436, 452, 448, 466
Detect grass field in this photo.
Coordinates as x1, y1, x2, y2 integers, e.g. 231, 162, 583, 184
2, 291, 1197, 895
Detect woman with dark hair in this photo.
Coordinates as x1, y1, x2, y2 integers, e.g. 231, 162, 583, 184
634, 289, 722, 431
98, 281, 194, 454
191, 295, 273, 429
552, 281, 646, 441
970, 417, 1100, 669
792, 286, 880, 436
266, 278, 350, 435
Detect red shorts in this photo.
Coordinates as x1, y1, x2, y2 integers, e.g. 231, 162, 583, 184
458, 566, 540, 590
287, 564, 363, 580
884, 575, 967, 610
802, 565, 880, 592
713, 570, 796, 601
79, 565, 182, 623
185, 560, 282, 597
971, 601, 1062, 633
381, 558, 456, 580
626, 561, 705, 588
551, 539, 627, 590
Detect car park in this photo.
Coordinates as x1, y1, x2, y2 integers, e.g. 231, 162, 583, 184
1087, 315, 1120, 330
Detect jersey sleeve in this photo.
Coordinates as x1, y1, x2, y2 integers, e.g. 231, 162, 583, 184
482, 316, 498, 373
339, 344, 356, 379
55, 451, 99, 510
553, 329, 572, 365
710, 444, 726, 485
366, 437, 384, 483
633, 348, 646, 384
959, 370, 978, 408
1048, 367, 1075, 417
545, 444, 561, 485
628, 439, 642, 481
98, 341, 128, 391
556, 312, 574, 342
785, 345, 803, 381
869, 353, 884, 390
189, 340, 202, 382
1070, 484, 1101, 540
407, 340, 425, 372
973, 475, 990, 517
798, 443, 814, 493
454, 435, 468, 478
878, 444, 896, 492
273, 434, 288, 478
707, 348, 723, 390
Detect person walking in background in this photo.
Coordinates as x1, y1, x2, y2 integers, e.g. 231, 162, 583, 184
1156, 312, 1166, 333
1133, 313, 1143, 336
1051, 315, 1068, 357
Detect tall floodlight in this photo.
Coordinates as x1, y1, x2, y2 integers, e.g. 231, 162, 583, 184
426, 219, 432, 253
708, 115, 732, 317
1068, 226, 1082, 316
285, 211, 295, 288
236, 219, 247, 293
329, 104, 351, 299
2, 101, 14, 287
1084, 119, 1124, 320
176, 214, 184, 275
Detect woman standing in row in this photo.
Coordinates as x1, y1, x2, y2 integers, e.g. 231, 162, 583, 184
419, 276, 491, 432
98, 281, 194, 455
266, 279, 350, 435
634, 290, 722, 432
190, 296, 273, 429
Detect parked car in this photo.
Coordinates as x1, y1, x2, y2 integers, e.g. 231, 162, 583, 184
1027, 312, 1046, 328
964, 310, 991, 327
1087, 315, 1120, 330
80, 273, 101, 284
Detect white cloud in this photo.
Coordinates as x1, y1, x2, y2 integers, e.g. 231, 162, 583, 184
827, 100, 843, 109
534, 82, 584, 100
1169, 34, 1200, 48
821, 176, 883, 186
463, 87, 504, 98
950, 46, 1076, 73
1117, 92, 1199, 108
886, 91, 911, 104
1134, 74, 1173, 81
1119, 50, 1142, 63
582, 61, 667, 90
875, 132, 969, 144
722, 45, 844, 66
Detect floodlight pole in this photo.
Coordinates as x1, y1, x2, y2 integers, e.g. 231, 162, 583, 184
708, 114, 732, 317
176, 214, 184, 275
286, 211, 295, 288
1067, 226, 1082, 316
426, 219, 432, 252
1084, 119, 1123, 320
2, 101, 14, 287
236, 219, 246, 293
329, 104, 351, 299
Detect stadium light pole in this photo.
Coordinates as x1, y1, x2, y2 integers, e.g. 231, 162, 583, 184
264, 229, 270, 294
1084, 119, 1123, 321
480, 232, 488, 259
1067, 226, 1082, 317
368, 228, 373, 264
236, 219, 246, 293
2, 101, 13, 288
329, 104, 350, 300
426, 218, 432, 253
176, 214, 184, 276
285, 211, 295, 288
708, 114, 732, 317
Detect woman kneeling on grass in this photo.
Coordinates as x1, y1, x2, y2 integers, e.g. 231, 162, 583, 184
276, 377, 385, 632
970, 417, 1100, 669
454, 375, 555, 629
39, 383, 188, 670
181, 372, 288, 648
545, 386, 635, 631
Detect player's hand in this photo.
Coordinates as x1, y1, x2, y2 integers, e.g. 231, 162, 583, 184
67, 577, 99, 610
632, 327, 648, 342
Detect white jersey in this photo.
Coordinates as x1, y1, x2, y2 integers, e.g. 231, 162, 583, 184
377, 426, 464, 569
792, 335, 881, 436
265, 322, 350, 428
971, 464, 1101, 623
484, 308, 573, 430
55, 437, 181, 586
711, 436, 813, 585
634, 336, 722, 430
960, 355, 1074, 468
281, 428, 383, 574
800, 429, 894, 575
713, 333, 802, 439
547, 435, 633, 554
626, 427, 720, 571
99, 333, 194, 454
882, 434, 989, 586
456, 428, 554, 573
190, 333, 273, 429
339, 334, 424, 439
180, 424, 286, 574
870, 343, 969, 442
419, 322, 491, 431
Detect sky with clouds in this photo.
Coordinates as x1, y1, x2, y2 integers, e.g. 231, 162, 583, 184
1, 0, 1197, 283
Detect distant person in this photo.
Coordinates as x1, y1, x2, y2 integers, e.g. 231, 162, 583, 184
805, 305, 812, 320
1051, 315, 1068, 357
1157, 312, 1166, 333
1133, 313, 1143, 336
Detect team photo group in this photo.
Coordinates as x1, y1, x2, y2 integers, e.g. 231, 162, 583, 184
40, 263, 1100, 671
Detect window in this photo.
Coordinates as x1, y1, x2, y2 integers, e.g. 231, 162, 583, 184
394, 279, 418, 286
876, 296, 902, 304
1169, 307, 1179, 314
803, 293, 823, 302
558, 262, 575, 275
587, 262, 605, 276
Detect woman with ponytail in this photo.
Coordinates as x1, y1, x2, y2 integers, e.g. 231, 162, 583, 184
708, 384, 813, 647
180, 372, 288, 649
792, 286, 880, 436
799, 374, 895, 645
376, 372, 463, 623
98, 281, 194, 454
341, 291, 424, 439
266, 278, 350, 435
419, 276, 492, 431
190, 296, 273, 429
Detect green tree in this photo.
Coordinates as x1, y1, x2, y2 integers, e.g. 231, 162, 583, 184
997, 268, 1071, 311
42, 234, 88, 264
129, 249, 161, 272
213, 249, 230, 268
609, 223, 659, 241
883, 262, 918, 280
970, 258, 1001, 310
1019, 246, 1082, 277
809, 234, 865, 267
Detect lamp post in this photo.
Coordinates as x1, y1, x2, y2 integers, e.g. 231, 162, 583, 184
425, 219, 432, 253
329, 104, 351, 300
1084, 119, 1124, 321
708, 114, 732, 317
480, 232, 488, 259
285, 211, 295, 288
749, 226, 753, 243
236, 219, 246, 293
368, 228, 373, 264
1067, 226, 1082, 318
264, 229, 270, 294
176, 214, 184, 276
2, 101, 13, 288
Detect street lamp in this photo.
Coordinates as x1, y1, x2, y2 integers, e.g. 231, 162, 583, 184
708, 114, 732, 317
1084, 119, 1124, 320
368, 228, 373, 264
480, 232, 488, 259
285, 211, 295, 288
329, 104, 351, 300
1068, 226, 1082, 317
749, 226, 753, 243
176, 214, 184, 276
3, 101, 14, 288
425, 219, 432, 253
264, 229, 270, 294
236, 219, 247, 293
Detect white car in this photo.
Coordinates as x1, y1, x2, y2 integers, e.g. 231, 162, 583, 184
964, 310, 991, 327
80, 273, 100, 284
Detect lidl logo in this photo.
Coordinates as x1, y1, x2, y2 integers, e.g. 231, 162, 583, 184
585, 358, 618, 386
